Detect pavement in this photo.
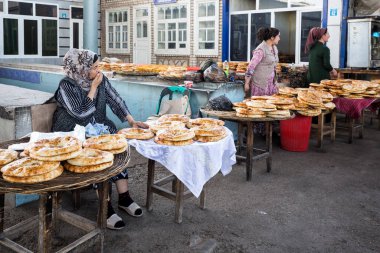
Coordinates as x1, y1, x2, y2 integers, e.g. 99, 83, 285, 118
1, 116, 380, 253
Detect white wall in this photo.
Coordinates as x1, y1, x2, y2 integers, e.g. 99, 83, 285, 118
230, 0, 256, 12
326, 0, 342, 68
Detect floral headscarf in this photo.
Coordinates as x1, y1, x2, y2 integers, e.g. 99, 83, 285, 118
63, 48, 97, 90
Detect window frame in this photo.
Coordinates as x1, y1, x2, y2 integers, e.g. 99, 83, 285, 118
105, 8, 130, 54
154, 1, 190, 55
0, 1, 59, 58
193, 0, 219, 56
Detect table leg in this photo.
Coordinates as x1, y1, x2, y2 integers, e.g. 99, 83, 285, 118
359, 111, 364, 139
331, 110, 336, 142
0, 194, 4, 237
348, 117, 354, 144
38, 193, 53, 253
317, 113, 324, 148
200, 188, 206, 210
174, 179, 185, 224
266, 122, 273, 173
246, 122, 254, 181
146, 159, 155, 211
237, 123, 244, 160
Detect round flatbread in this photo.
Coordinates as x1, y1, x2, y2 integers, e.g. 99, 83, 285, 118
157, 114, 190, 123
149, 121, 185, 133
83, 134, 128, 151
194, 133, 227, 142
154, 137, 194, 146
186, 118, 225, 128
64, 161, 113, 173
29, 136, 82, 157
3, 165, 64, 184
156, 129, 195, 142
118, 128, 154, 140
0, 149, 18, 166
29, 148, 82, 162
67, 148, 114, 166
193, 125, 226, 137
107, 145, 128, 155
1, 157, 60, 177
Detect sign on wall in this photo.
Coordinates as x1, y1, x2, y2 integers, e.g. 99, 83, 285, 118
153, 0, 177, 4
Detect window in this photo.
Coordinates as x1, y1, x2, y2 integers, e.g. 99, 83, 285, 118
194, 1, 219, 55
230, 14, 248, 61
300, 11, 322, 62
106, 9, 129, 53
1, 2, 58, 57
290, 0, 322, 8
250, 13, 271, 52
0, 1, 3, 12
155, 3, 189, 54
259, 0, 287, 10
8, 1, 33, 15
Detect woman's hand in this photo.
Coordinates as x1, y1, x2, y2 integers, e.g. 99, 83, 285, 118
330, 69, 338, 78
88, 72, 103, 100
132, 121, 149, 129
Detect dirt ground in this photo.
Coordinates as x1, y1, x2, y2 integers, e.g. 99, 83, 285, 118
1, 117, 380, 253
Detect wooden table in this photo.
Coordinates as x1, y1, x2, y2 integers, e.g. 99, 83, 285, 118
311, 109, 337, 149
200, 110, 293, 181
0, 139, 130, 253
336, 68, 380, 79
146, 159, 205, 224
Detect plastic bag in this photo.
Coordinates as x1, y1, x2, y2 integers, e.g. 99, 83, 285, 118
205, 95, 233, 111
203, 64, 227, 83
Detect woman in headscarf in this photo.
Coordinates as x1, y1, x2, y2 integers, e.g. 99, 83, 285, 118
52, 48, 147, 230
305, 27, 337, 84
244, 27, 280, 97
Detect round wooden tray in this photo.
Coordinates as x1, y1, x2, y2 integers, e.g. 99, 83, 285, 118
0, 138, 131, 194
200, 109, 295, 122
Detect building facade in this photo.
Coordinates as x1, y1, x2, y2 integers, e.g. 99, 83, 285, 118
100, 0, 223, 66
0, 0, 101, 65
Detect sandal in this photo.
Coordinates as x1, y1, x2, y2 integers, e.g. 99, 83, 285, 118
107, 213, 125, 230
119, 202, 143, 217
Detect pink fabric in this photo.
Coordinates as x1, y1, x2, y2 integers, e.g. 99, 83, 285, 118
333, 97, 380, 119
246, 49, 278, 96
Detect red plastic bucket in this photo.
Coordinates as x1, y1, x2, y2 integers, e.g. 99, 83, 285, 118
280, 115, 312, 152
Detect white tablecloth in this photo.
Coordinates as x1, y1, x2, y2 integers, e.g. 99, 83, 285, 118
128, 128, 236, 197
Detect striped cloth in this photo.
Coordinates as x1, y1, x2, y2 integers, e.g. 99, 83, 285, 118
333, 97, 380, 119
52, 76, 131, 133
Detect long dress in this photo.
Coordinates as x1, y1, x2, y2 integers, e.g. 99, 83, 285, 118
52, 76, 131, 181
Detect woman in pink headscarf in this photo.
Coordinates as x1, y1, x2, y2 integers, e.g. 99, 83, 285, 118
305, 27, 337, 84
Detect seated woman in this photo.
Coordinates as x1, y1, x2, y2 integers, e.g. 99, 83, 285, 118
52, 48, 148, 230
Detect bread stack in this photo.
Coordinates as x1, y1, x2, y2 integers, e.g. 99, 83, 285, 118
155, 128, 195, 146
321, 79, 380, 99
228, 62, 239, 71
99, 62, 111, 71
236, 62, 249, 73
193, 125, 226, 142
28, 136, 82, 162
186, 118, 224, 128
295, 90, 323, 116
64, 148, 114, 173
120, 63, 135, 73
110, 63, 122, 72
1, 157, 63, 184
83, 134, 128, 154
149, 121, 186, 134
0, 149, 18, 169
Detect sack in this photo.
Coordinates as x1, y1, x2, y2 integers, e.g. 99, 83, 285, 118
203, 64, 227, 83
158, 95, 191, 116
205, 95, 233, 111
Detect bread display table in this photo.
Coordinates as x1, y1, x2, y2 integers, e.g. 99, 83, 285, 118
200, 110, 293, 181
333, 98, 380, 143
128, 128, 236, 224
0, 138, 130, 253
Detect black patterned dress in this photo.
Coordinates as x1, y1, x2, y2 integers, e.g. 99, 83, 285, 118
52, 76, 130, 180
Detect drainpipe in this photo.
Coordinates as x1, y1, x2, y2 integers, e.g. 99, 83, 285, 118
222, 0, 230, 61
83, 0, 99, 53
339, 0, 349, 68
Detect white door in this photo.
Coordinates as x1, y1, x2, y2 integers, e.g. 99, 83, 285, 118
133, 5, 151, 64
71, 19, 83, 49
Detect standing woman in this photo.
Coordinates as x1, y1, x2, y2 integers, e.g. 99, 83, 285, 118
244, 27, 280, 96
305, 27, 337, 84
52, 48, 147, 230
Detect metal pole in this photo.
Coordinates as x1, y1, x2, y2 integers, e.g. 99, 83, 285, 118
83, 0, 99, 53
